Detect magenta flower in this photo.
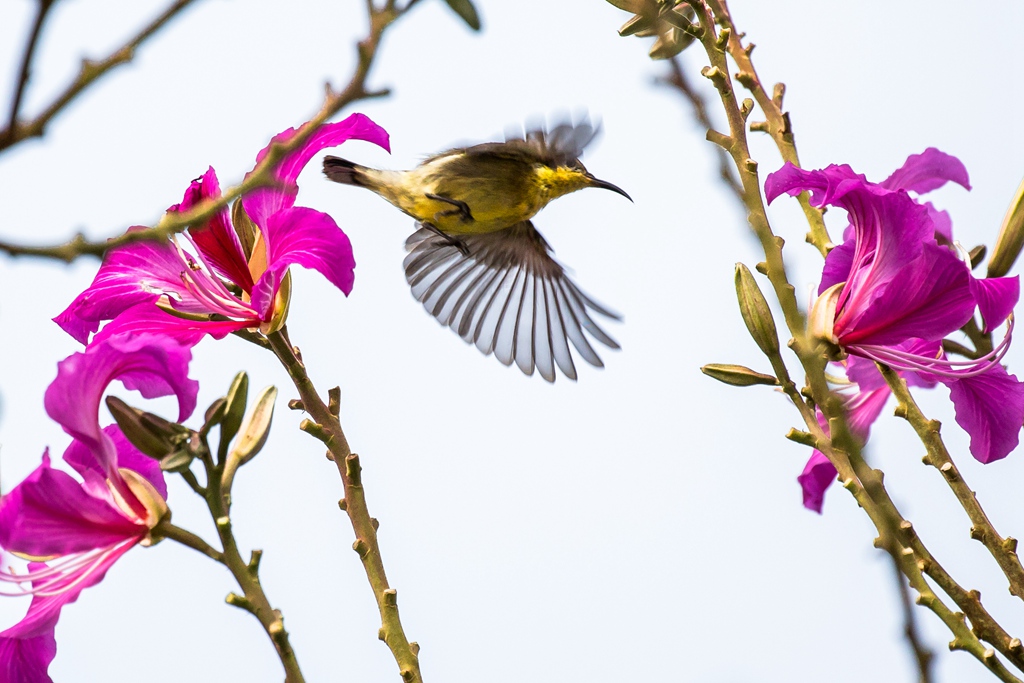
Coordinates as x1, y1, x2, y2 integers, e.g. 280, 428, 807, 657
55, 113, 390, 347
766, 150, 1024, 509
0, 336, 197, 681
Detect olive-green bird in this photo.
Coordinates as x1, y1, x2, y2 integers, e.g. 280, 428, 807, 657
322, 118, 630, 382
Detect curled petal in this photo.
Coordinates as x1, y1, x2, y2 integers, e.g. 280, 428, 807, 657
171, 167, 254, 292
63, 426, 167, 501
243, 113, 390, 228
250, 207, 356, 317
44, 336, 198, 477
798, 451, 836, 514
881, 148, 971, 194
943, 364, 1024, 464
970, 275, 1020, 333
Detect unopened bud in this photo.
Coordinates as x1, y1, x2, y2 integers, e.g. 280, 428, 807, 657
106, 395, 188, 459
619, 13, 656, 37
734, 263, 780, 357
202, 398, 227, 436
700, 363, 778, 387
221, 372, 249, 448
228, 386, 278, 466
648, 26, 694, 60
988, 175, 1024, 278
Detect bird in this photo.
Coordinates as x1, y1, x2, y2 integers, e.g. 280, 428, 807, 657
322, 116, 630, 382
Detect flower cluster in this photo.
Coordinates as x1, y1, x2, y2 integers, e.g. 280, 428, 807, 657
0, 113, 388, 680
0, 336, 197, 681
766, 149, 1024, 512
55, 114, 389, 348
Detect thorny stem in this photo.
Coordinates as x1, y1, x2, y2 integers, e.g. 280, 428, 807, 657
683, 1, 1024, 678
0, 0, 410, 263
161, 438, 305, 682
4, 0, 59, 144
267, 328, 422, 683
701, 0, 831, 255
0, 0, 201, 152
877, 363, 1024, 602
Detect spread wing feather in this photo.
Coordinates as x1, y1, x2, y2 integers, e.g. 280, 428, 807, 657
404, 221, 619, 381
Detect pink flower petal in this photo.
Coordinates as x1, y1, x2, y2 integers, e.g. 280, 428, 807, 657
0, 551, 131, 683
64, 426, 167, 501
880, 148, 971, 194
242, 113, 390, 228
91, 302, 251, 347
970, 275, 1020, 334
943, 364, 1024, 464
250, 207, 356, 316
798, 451, 836, 514
0, 453, 142, 558
44, 336, 198, 477
53, 230, 199, 345
171, 167, 254, 293
839, 243, 974, 346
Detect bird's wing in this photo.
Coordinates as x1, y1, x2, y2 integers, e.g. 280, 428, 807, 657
403, 221, 620, 382
450, 117, 600, 168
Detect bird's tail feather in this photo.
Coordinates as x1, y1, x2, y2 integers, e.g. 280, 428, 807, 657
323, 156, 367, 186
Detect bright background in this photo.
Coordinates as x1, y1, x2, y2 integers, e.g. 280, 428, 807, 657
2, 1, 1024, 681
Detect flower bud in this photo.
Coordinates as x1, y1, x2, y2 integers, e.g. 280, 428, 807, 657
701, 363, 778, 387
228, 385, 278, 466
106, 395, 189, 459
988, 175, 1024, 278
734, 263, 781, 357
221, 372, 249, 448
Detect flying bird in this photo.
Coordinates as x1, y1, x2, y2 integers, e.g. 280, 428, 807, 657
323, 117, 630, 382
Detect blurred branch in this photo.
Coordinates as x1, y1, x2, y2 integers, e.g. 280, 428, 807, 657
0, 0, 201, 152
892, 554, 935, 683
656, 55, 744, 209
0, 0, 417, 263
5, 0, 60, 143
269, 328, 423, 683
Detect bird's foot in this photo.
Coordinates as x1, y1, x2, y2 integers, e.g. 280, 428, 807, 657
426, 193, 474, 223
422, 222, 470, 256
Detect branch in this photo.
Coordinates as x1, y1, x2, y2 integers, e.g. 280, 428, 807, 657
5, 0, 60, 141
878, 363, 1024, 602
0, 0, 201, 152
0, 0, 408, 263
700, 0, 831, 255
268, 328, 422, 683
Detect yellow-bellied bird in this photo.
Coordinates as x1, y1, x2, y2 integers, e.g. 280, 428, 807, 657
323, 117, 630, 382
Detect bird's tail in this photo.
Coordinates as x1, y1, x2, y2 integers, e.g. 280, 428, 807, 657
323, 156, 369, 187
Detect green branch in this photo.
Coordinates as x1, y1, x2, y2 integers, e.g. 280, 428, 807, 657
269, 328, 423, 683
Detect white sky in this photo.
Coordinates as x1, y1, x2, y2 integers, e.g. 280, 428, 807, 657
1, 1, 1024, 682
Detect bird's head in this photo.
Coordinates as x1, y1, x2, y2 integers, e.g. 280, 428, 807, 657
538, 159, 632, 203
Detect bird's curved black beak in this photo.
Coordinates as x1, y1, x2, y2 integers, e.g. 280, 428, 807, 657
586, 175, 633, 202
